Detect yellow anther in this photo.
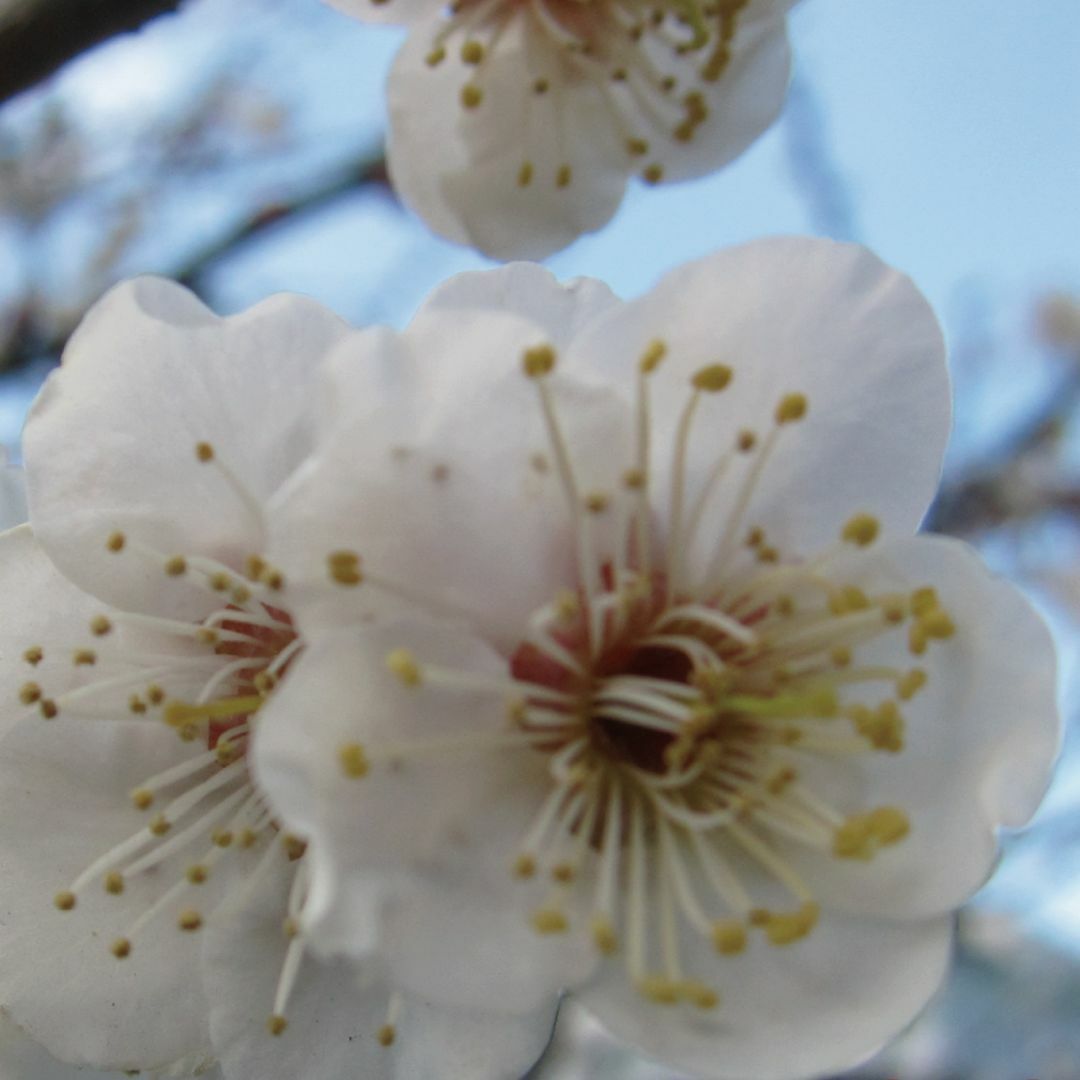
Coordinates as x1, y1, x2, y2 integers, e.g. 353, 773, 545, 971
460, 83, 483, 109
54, 890, 76, 911
626, 136, 649, 156
149, 814, 171, 836
854, 701, 904, 752
283, 917, 300, 939
339, 742, 369, 779
73, 648, 97, 666
762, 902, 818, 945
691, 363, 733, 392
841, 513, 880, 547
555, 164, 572, 188
833, 815, 874, 860
178, 908, 203, 932
522, 344, 556, 378
231, 585, 252, 604
111, 938, 132, 959
146, 685, 165, 705
104, 872, 124, 895
736, 429, 757, 453
710, 918, 747, 954
195, 627, 219, 645
512, 853, 536, 879
639, 338, 667, 373
261, 567, 284, 591
213, 829, 234, 848
642, 163, 664, 184
908, 622, 928, 656
584, 492, 609, 514
637, 975, 679, 1004
680, 981, 720, 1009
516, 161, 533, 188
253, 671, 277, 694
282, 834, 307, 861
386, 648, 422, 686
323, 548, 363, 587
910, 587, 939, 618
757, 545, 779, 564
164, 555, 187, 577
238, 829, 258, 849
867, 805, 910, 845
460, 39, 485, 64
531, 908, 568, 934
245, 554, 267, 581
195, 442, 214, 463
90, 615, 113, 636
881, 596, 907, 624
23, 645, 43, 665
830, 645, 851, 667
187, 864, 209, 885
920, 609, 955, 640
533, 77, 550, 94
897, 668, 927, 700
745, 525, 765, 548
775, 393, 808, 424
209, 572, 230, 592
267, 1015, 288, 1036
590, 914, 618, 954
131, 788, 154, 810
425, 45, 446, 66
551, 862, 576, 884
106, 531, 126, 553
378, 1024, 396, 1047
18, 682, 41, 705
39, 699, 58, 719
767, 766, 797, 795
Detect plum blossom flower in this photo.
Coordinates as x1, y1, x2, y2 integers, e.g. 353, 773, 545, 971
0, 278, 553, 1079
328, 0, 796, 259
255, 239, 1060, 1079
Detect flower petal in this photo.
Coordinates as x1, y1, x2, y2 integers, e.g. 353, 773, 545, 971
25, 276, 350, 620
776, 534, 1060, 919
577, 910, 952, 1080
203, 853, 557, 1080
563, 237, 951, 569
0, 1014, 129, 1080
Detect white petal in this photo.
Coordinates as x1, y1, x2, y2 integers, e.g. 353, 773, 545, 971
203, 853, 556, 1080
0, 716, 240, 1070
578, 911, 952, 1080
0, 456, 27, 529
25, 277, 350, 620
387, 15, 628, 260
0, 1014, 124, 1080
777, 534, 1060, 919
252, 620, 594, 1013
564, 237, 951, 569
269, 309, 633, 651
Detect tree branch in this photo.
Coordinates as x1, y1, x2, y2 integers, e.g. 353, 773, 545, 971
0, 0, 182, 104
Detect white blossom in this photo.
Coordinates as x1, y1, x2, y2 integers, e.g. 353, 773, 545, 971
329, 0, 797, 258
255, 239, 1060, 1079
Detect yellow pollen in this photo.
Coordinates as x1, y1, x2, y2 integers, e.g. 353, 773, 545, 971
920, 609, 955, 640
210, 572, 230, 591
425, 45, 446, 66
90, 615, 113, 636
551, 862, 575, 883
761, 902, 818, 945
378, 1024, 396, 1047
245, 554, 267, 581
626, 136, 649, 156
178, 909, 203, 932
556, 164, 572, 188
691, 363, 733, 392
187, 864, 210, 885
386, 648, 422, 687
195, 442, 214, 463
460, 83, 483, 109
165, 694, 262, 730
584, 492, 610, 514
775, 393, 808, 424
517, 161, 533, 188
327, 549, 364, 587
104, 872, 124, 895
910, 587, 939, 617
637, 975, 679, 1004
908, 622, 928, 655
531, 908, 568, 934
131, 788, 154, 810
513, 853, 536, 879
522, 344, 556, 378
213, 829, 234, 848
268, 1015, 288, 1036
39, 699, 58, 719
339, 742, 370, 779
842, 513, 880, 547
261, 567, 284, 591
590, 914, 618, 953
23, 645, 43, 665
73, 649, 97, 666
150, 814, 171, 836
195, 627, 219, 646
680, 981, 720, 1009
642, 163, 664, 184
711, 920, 747, 955
111, 938, 132, 959
896, 668, 927, 700
460, 39, 484, 64
239, 828, 259, 848
868, 805, 911, 844
18, 682, 41, 705
254, 671, 277, 694
106, 531, 126, 553
639, 338, 667, 373
147, 685, 165, 705
54, 890, 76, 911
164, 555, 187, 576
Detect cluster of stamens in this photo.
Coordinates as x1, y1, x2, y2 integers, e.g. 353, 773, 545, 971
328, 337, 957, 1011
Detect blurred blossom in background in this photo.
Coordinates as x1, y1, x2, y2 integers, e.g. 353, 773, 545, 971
1, 0, 1078, 1075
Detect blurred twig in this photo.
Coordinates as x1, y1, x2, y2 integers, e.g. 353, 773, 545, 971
0, 0, 182, 104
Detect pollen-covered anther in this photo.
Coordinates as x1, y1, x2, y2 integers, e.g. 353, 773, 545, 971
254, 671, 277, 694
39, 698, 58, 719
386, 648, 422, 687
512, 853, 536, 879
556, 164, 572, 189
639, 338, 667, 373
691, 363, 733, 392
551, 862, 576, 883
852, 701, 904, 752
213, 829, 234, 848
195, 627, 220, 646
378, 1024, 396, 1047
897, 668, 927, 700
195, 441, 215, 463
590, 914, 618, 954
326, 548, 363, 586
104, 871, 124, 895
775, 392, 808, 424
531, 908, 568, 934
460, 39, 485, 64
282, 834, 307, 861
90, 615, 113, 636
339, 742, 370, 779
147, 684, 165, 705
522, 344, 557, 378
737, 429, 757, 453
187, 864, 210, 885
131, 788, 154, 810
460, 83, 483, 109
18, 681, 41, 705
23, 645, 43, 665
106, 531, 126, 553
584, 492, 610, 514
164, 555, 187, 577
178, 908, 203, 932
267, 1015, 288, 1036
711, 920, 747, 955
73, 648, 97, 666
833, 806, 910, 859
759, 902, 819, 946
54, 890, 76, 912
149, 814, 171, 837
637, 975, 679, 1004
680, 981, 720, 1009
111, 938, 132, 959
842, 513, 880, 547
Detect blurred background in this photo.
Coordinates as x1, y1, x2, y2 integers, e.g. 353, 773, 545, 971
0, 0, 1078, 1075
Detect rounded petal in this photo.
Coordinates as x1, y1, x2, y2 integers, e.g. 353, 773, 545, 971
0, 716, 240, 1069
203, 854, 557, 1080
564, 237, 951, 570
777, 534, 1060, 919
578, 910, 952, 1080
25, 276, 351, 620
269, 307, 633, 651
387, 15, 628, 260
253, 620, 593, 1013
